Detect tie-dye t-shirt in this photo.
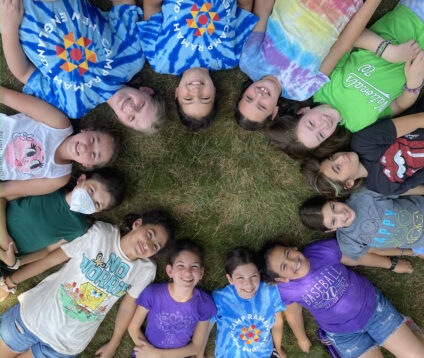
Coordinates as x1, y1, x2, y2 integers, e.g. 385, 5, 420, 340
19, 0, 145, 119
239, 0, 362, 101
314, 3, 424, 132
135, 283, 216, 349
211, 282, 285, 358
1, 113, 73, 181
18, 222, 156, 355
278, 239, 375, 333
337, 188, 424, 261
138, 0, 257, 75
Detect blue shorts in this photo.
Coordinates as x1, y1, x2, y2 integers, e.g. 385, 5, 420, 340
325, 289, 404, 358
412, 246, 424, 254
1, 304, 76, 358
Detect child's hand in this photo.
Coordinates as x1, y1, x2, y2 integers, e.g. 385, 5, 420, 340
133, 342, 161, 358
0, 242, 17, 267
94, 342, 117, 358
404, 50, 424, 90
1, 0, 24, 33
297, 337, 312, 353
382, 40, 421, 63
416, 254, 424, 259
276, 346, 287, 358
393, 258, 414, 274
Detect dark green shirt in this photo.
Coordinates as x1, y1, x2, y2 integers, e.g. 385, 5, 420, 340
7, 189, 89, 254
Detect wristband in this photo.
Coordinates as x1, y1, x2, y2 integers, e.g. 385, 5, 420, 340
375, 39, 391, 57
403, 81, 424, 96
388, 257, 398, 271
7, 257, 20, 270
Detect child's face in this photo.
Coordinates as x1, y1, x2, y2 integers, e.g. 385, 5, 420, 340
267, 246, 310, 283
166, 250, 204, 290
322, 201, 356, 231
66, 130, 114, 168
296, 104, 342, 149
237, 78, 280, 124
121, 219, 169, 261
73, 174, 113, 212
109, 86, 157, 133
226, 263, 260, 299
175, 68, 216, 119
320, 152, 361, 189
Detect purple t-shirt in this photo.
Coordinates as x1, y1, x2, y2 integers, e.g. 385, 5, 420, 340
136, 282, 217, 348
277, 239, 376, 333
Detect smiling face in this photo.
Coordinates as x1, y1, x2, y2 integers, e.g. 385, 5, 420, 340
267, 246, 310, 282
72, 174, 113, 212
63, 130, 114, 168
175, 68, 216, 119
120, 219, 169, 261
322, 201, 356, 231
166, 250, 204, 290
108, 86, 157, 133
226, 263, 260, 299
320, 152, 361, 189
296, 104, 342, 149
238, 77, 281, 124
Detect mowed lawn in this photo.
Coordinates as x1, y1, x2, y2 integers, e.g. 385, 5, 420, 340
1, 1, 423, 357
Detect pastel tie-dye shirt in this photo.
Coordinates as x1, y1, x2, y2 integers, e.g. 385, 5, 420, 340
139, 0, 257, 75
240, 0, 363, 101
19, 0, 145, 119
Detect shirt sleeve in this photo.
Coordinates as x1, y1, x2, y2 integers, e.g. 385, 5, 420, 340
271, 285, 286, 313
127, 261, 156, 299
60, 223, 100, 258
198, 290, 217, 321
239, 32, 265, 81
135, 283, 154, 310
138, 12, 163, 66
108, 5, 143, 49
336, 231, 368, 261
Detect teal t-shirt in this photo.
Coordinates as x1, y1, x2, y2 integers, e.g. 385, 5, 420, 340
7, 189, 88, 254
314, 4, 424, 133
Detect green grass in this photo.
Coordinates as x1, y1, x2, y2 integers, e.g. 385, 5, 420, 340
2, 1, 423, 357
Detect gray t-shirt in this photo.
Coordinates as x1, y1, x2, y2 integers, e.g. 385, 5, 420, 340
336, 188, 424, 260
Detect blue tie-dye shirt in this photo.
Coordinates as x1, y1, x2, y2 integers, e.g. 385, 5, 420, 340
19, 0, 145, 119
138, 0, 257, 75
211, 282, 285, 358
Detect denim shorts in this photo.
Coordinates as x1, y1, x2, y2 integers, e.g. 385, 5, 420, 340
325, 289, 404, 358
1, 304, 76, 358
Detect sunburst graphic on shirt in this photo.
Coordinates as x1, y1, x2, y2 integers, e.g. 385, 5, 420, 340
239, 324, 261, 344
186, 3, 220, 36
55, 32, 97, 76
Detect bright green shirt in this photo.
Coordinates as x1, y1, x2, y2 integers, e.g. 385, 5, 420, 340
7, 189, 88, 254
314, 5, 424, 133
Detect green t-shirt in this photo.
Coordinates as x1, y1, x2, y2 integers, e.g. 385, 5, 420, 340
7, 189, 88, 254
314, 5, 424, 133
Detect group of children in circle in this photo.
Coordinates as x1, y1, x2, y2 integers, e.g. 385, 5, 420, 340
1, 0, 424, 357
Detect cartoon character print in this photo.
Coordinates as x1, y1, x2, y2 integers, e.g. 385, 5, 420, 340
4, 132, 45, 177
380, 137, 424, 183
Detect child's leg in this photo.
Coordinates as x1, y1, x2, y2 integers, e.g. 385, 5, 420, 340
381, 322, 424, 358
237, 0, 253, 12
1, 341, 19, 358
16, 350, 32, 358
358, 346, 384, 358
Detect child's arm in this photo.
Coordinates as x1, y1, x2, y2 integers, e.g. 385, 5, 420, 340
95, 293, 138, 358
0, 198, 16, 253
319, 0, 381, 76
1, 176, 71, 200
401, 185, 424, 196
341, 253, 413, 274
110, 0, 136, 5
354, 29, 420, 63
388, 112, 424, 139
195, 321, 215, 358
251, 0, 275, 33
237, 0, 253, 13
128, 306, 150, 346
1, 0, 36, 84
271, 311, 286, 358
1, 87, 70, 129
368, 247, 415, 257
284, 303, 311, 353
390, 51, 424, 116
3, 247, 69, 293
133, 320, 210, 358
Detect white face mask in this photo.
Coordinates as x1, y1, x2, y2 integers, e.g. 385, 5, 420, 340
70, 185, 95, 215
